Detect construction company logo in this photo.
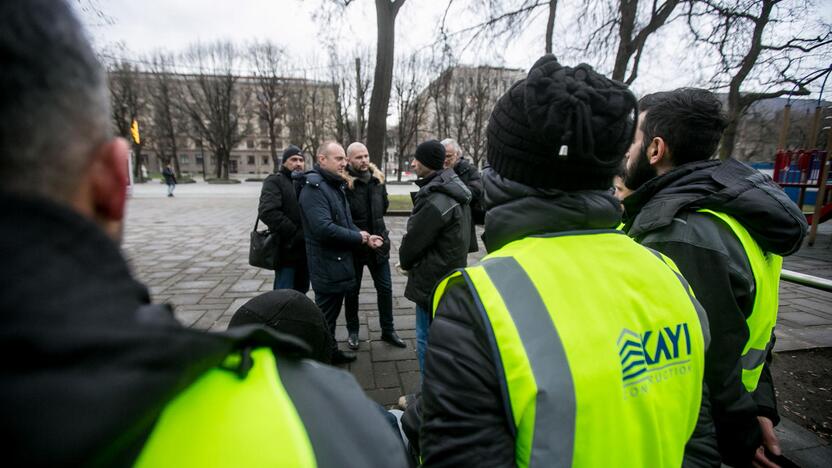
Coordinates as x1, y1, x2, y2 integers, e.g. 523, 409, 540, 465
618, 323, 694, 399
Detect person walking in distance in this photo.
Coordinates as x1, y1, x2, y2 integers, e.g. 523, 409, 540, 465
162, 163, 176, 197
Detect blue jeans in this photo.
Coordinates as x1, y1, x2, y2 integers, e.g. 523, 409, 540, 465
415, 304, 431, 374
273, 265, 310, 293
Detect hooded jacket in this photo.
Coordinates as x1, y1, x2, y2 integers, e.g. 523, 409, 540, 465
344, 163, 391, 261
407, 169, 719, 467
258, 165, 306, 267
399, 168, 471, 310
623, 158, 807, 467
0, 193, 408, 467
299, 166, 364, 294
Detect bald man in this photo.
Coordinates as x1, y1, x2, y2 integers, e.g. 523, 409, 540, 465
299, 141, 378, 364
343, 143, 406, 350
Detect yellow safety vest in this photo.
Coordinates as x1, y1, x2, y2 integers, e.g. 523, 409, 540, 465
698, 210, 782, 392
434, 231, 707, 468
135, 348, 317, 467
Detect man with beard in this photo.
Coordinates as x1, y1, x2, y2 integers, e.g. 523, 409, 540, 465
258, 145, 309, 292
299, 141, 382, 365
414, 56, 716, 467
0, 1, 409, 465
343, 142, 406, 350
622, 88, 807, 468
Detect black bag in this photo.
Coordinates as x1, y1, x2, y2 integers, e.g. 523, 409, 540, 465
249, 216, 278, 270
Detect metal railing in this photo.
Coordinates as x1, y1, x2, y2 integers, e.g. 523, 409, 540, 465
781, 269, 832, 293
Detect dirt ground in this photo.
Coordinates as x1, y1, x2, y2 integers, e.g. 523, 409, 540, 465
771, 347, 832, 441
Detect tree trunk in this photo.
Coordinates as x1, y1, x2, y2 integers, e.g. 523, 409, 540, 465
545, 0, 558, 54
366, 0, 403, 167
612, 0, 637, 82
720, 91, 742, 160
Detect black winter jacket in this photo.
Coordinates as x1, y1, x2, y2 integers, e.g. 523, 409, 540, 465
409, 169, 720, 467
623, 159, 807, 467
258, 166, 306, 267
344, 163, 391, 262
0, 193, 410, 467
400, 169, 471, 311
452, 158, 483, 252
299, 166, 364, 294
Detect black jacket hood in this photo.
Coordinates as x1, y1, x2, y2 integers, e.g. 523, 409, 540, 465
415, 168, 472, 205
481, 168, 622, 252
623, 159, 807, 256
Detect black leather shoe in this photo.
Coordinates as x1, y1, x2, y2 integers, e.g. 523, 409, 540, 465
332, 350, 357, 364
347, 332, 359, 350
381, 331, 406, 348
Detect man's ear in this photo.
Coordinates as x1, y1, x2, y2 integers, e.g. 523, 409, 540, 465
89, 137, 129, 222
648, 137, 669, 166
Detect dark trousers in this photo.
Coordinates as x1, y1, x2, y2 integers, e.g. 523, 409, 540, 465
345, 257, 394, 334
315, 291, 346, 354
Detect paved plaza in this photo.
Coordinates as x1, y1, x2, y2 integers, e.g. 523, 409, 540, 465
123, 192, 832, 463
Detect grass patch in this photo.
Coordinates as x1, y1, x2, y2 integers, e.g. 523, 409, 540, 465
388, 194, 412, 211
206, 178, 241, 184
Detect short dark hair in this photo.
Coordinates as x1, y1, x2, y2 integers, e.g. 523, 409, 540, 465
638, 88, 727, 165
0, 0, 110, 201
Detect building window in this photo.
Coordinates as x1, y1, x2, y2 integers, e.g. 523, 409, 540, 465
180, 154, 189, 164
246, 139, 255, 149
262, 156, 269, 165
247, 155, 255, 165
261, 140, 270, 149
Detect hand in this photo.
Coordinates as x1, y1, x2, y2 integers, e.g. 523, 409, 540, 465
368, 235, 384, 249
359, 231, 370, 244
752, 416, 781, 468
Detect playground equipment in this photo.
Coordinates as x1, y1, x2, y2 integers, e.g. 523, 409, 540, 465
773, 65, 832, 246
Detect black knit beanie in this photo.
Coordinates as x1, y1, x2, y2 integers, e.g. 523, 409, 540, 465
487, 55, 638, 190
281, 145, 302, 162
229, 290, 333, 364
414, 140, 446, 171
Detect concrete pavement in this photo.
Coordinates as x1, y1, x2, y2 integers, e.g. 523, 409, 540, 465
122, 193, 832, 465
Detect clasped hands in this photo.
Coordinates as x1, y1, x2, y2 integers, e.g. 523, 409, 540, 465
359, 231, 384, 249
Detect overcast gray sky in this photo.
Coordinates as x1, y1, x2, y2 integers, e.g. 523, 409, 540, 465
72, 0, 831, 99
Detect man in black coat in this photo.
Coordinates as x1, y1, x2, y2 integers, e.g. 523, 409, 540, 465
399, 139, 471, 373
442, 138, 483, 252
299, 141, 382, 365
258, 145, 309, 292
622, 88, 807, 468
343, 142, 406, 350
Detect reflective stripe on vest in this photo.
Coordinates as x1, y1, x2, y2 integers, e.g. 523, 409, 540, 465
698, 209, 782, 392
433, 231, 706, 468
135, 348, 317, 467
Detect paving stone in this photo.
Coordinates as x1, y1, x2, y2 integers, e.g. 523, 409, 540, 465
371, 340, 417, 361
364, 388, 401, 407
396, 360, 420, 372
167, 294, 204, 306
400, 371, 421, 395
778, 311, 830, 326
373, 361, 400, 389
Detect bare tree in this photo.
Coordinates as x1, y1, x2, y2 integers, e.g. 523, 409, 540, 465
324, 0, 408, 166
145, 52, 187, 177
459, 68, 493, 168
440, 0, 560, 55
180, 42, 251, 179
250, 41, 287, 172
686, 0, 832, 159
392, 52, 430, 181
327, 47, 373, 144
108, 61, 146, 181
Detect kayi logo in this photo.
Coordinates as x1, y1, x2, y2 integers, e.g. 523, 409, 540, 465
618, 323, 694, 398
